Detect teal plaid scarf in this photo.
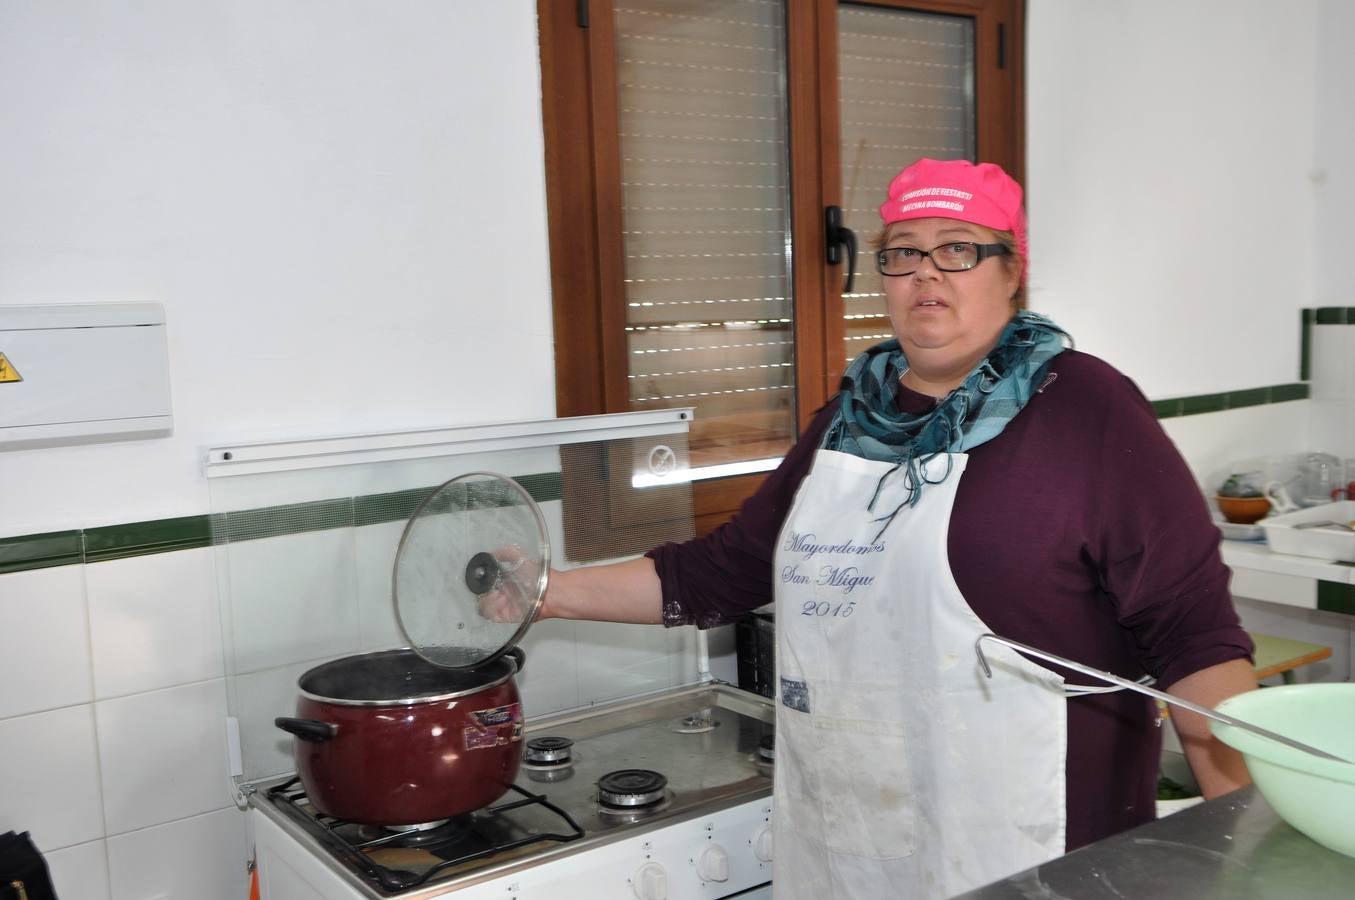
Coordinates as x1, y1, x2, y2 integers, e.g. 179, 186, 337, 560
822, 311, 1071, 532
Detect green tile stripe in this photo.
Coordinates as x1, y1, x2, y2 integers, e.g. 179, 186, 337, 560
1270, 383, 1310, 403
353, 473, 562, 528
213, 498, 355, 544
514, 472, 564, 505
0, 472, 563, 574
1301, 308, 1313, 381
1317, 580, 1355, 617
0, 530, 83, 575
1152, 383, 1310, 420
84, 515, 212, 564
1301, 305, 1355, 382
1312, 307, 1355, 325
355, 486, 435, 527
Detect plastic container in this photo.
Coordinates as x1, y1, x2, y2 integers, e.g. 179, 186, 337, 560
1210, 684, 1355, 858
1258, 500, 1355, 562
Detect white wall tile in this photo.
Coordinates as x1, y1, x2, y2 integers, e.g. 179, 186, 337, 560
219, 530, 360, 673
571, 620, 686, 706
1159, 403, 1313, 495
46, 839, 111, 900
1310, 325, 1355, 401
232, 662, 313, 785
0, 565, 93, 718
705, 623, 738, 685
354, 520, 407, 651
1307, 400, 1355, 469
96, 679, 233, 834
0, 705, 104, 851
107, 807, 249, 900
87, 548, 225, 699
517, 618, 582, 715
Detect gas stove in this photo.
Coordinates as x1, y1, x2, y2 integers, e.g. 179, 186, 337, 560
250, 683, 775, 899
204, 411, 769, 899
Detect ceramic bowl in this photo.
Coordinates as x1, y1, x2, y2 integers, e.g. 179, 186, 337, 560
1216, 495, 1271, 525
1210, 684, 1355, 858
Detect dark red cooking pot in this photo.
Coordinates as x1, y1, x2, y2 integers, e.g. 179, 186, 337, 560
275, 646, 525, 825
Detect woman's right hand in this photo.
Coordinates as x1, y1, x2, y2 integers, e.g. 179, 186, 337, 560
475, 545, 548, 623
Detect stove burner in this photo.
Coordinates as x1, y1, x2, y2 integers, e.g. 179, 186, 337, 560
597, 768, 668, 808
757, 733, 775, 763
387, 819, 451, 834
524, 764, 575, 784
524, 735, 574, 766
673, 710, 718, 734
354, 818, 464, 846
265, 778, 584, 894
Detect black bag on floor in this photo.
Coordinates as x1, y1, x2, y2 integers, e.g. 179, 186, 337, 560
0, 832, 57, 900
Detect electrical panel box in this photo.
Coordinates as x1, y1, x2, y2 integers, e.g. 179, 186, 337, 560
0, 302, 172, 450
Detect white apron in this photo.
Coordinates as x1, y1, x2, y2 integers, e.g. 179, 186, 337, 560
772, 450, 1068, 899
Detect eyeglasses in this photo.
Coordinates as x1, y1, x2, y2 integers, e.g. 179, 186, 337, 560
876, 241, 1010, 277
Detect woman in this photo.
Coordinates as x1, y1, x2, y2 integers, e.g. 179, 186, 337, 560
536, 158, 1255, 898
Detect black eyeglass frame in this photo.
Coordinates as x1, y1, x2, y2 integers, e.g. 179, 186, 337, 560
875, 242, 1010, 277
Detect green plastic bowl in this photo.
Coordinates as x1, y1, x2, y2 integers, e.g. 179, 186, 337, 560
1210, 683, 1355, 858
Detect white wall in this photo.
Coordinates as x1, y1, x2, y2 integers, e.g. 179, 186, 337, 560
0, 0, 555, 535
1314, 0, 1355, 308
1027, 0, 1316, 399
0, 4, 553, 899
2, 1, 1346, 537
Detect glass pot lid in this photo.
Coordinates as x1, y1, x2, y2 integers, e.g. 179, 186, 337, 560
393, 472, 549, 669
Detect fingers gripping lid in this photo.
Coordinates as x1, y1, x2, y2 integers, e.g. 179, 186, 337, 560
878, 157, 1028, 265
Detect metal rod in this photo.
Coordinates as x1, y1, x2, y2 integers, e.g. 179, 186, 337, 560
974, 633, 1353, 765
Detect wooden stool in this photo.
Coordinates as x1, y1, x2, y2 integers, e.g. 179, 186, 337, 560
1250, 632, 1333, 684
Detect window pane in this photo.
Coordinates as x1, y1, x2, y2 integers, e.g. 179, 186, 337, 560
613, 0, 795, 470
838, 5, 976, 368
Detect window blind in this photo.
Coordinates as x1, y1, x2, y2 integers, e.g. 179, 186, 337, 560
613, 0, 795, 469
837, 5, 976, 368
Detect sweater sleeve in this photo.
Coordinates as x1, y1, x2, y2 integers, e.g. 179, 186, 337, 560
648, 402, 840, 628
1091, 371, 1253, 689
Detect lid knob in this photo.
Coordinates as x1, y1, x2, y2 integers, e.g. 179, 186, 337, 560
464, 551, 501, 594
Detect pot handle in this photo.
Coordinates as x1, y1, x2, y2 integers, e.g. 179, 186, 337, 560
506, 646, 526, 674
275, 717, 338, 742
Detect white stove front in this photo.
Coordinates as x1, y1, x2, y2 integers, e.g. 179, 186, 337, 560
253, 795, 773, 900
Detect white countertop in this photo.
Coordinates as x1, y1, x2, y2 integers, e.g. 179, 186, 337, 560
1221, 540, 1355, 584
1220, 537, 1355, 613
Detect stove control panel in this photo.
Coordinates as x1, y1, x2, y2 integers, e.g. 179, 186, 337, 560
476, 798, 771, 900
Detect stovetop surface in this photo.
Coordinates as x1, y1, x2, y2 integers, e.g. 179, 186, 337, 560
514, 683, 774, 832
254, 683, 775, 896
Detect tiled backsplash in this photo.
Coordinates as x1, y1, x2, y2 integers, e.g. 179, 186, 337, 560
1, 310, 1352, 898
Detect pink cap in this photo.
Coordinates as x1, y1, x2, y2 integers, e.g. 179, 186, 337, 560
878, 158, 1027, 266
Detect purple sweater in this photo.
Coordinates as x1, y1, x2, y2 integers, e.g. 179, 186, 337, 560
650, 350, 1251, 851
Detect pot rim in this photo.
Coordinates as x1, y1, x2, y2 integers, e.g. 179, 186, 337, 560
297, 648, 518, 708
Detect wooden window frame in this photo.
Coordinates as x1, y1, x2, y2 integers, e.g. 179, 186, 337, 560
539, 0, 1024, 535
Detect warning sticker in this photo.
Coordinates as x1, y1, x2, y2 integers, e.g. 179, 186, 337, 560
0, 353, 21, 384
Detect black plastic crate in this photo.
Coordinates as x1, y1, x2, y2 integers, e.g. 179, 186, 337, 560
734, 610, 775, 699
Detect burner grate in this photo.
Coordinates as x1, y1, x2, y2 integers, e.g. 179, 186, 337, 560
266, 778, 585, 893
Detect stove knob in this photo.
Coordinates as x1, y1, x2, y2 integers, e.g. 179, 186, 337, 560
631, 861, 668, 900
752, 824, 773, 862
696, 843, 730, 882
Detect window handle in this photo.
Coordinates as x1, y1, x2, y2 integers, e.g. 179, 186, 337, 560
824, 205, 857, 294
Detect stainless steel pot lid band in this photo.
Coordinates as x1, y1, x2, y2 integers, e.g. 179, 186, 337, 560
393, 472, 549, 669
